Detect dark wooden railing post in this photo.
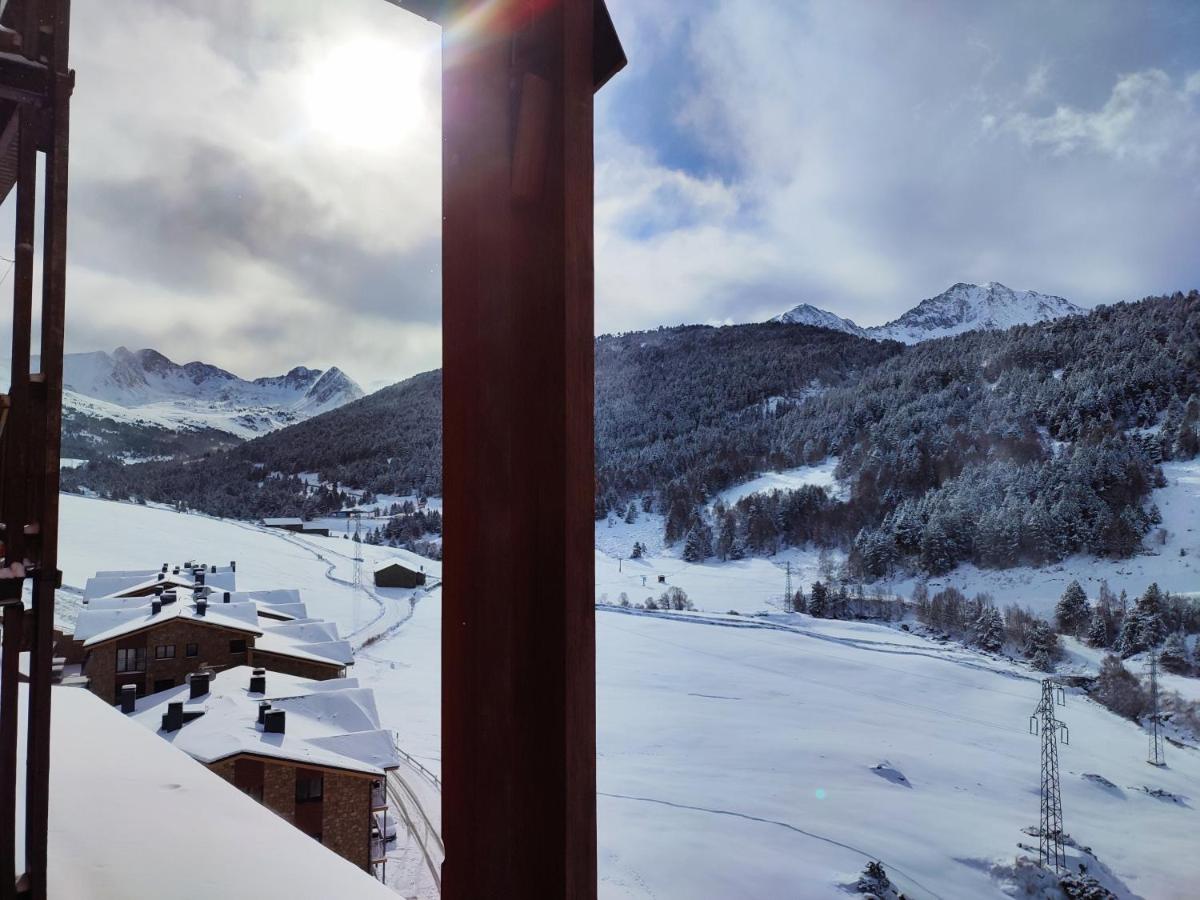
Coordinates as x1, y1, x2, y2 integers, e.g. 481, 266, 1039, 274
438, 1, 622, 896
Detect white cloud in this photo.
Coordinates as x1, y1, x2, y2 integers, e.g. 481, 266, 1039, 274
1004, 69, 1200, 165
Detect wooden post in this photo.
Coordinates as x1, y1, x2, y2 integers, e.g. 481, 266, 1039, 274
440, 1, 617, 896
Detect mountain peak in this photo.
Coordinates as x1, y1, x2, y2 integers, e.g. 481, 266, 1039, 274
771, 303, 866, 337
768, 282, 1084, 345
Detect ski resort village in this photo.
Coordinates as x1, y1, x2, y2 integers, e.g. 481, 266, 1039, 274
4, 1, 1200, 899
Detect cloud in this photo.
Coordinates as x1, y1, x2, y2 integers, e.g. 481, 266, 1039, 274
34, 0, 443, 386
1003, 69, 1200, 166
598, 0, 1200, 329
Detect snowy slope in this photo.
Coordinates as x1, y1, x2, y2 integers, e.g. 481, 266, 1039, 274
46, 347, 363, 441
52, 494, 1200, 899
770, 283, 1084, 345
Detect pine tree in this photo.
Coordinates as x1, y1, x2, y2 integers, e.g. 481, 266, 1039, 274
1054, 581, 1090, 636
1160, 631, 1191, 674
1135, 583, 1166, 648
792, 588, 807, 614
809, 580, 829, 618
1024, 619, 1059, 671
630, 541, 644, 560
682, 528, 706, 562
624, 501, 639, 524
1085, 608, 1110, 648
972, 606, 1004, 653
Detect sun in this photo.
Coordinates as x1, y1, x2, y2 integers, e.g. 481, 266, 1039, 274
303, 38, 431, 152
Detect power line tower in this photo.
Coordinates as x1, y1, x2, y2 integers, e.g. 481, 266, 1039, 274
1028, 679, 1069, 872
1146, 650, 1166, 767
784, 561, 793, 612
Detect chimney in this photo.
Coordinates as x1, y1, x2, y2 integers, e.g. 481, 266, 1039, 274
162, 563, 168, 573
230, 560, 237, 572
263, 709, 286, 734
189, 671, 210, 699
156, 572, 165, 581
162, 701, 184, 732
257, 700, 272, 724
223, 591, 231, 604
249, 669, 266, 695
151, 599, 162, 615
173, 566, 179, 575
120, 684, 137, 714
195, 598, 207, 617
161, 590, 176, 605
154, 584, 164, 596
195, 570, 206, 586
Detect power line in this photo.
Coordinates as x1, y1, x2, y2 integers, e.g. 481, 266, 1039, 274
1028, 679, 1069, 872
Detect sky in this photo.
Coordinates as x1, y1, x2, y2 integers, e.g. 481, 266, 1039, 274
8, 0, 1200, 388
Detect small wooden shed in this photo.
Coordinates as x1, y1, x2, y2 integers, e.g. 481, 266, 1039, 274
373, 558, 427, 589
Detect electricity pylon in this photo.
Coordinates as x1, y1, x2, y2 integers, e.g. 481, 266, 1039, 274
1028, 679, 1069, 872
1146, 650, 1166, 767
784, 561, 792, 612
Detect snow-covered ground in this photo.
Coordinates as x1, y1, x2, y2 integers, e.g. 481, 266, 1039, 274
713, 458, 845, 506
54, 494, 1200, 898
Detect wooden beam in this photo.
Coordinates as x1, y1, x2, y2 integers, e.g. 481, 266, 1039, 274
441, 0, 607, 896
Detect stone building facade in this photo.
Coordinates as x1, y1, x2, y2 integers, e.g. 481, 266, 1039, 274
209, 754, 382, 871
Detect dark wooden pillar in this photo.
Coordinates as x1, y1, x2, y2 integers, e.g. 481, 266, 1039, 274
438, 1, 621, 896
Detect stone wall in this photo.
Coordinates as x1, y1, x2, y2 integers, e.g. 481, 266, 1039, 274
83, 618, 251, 703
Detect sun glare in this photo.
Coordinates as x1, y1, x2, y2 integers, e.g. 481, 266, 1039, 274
303, 38, 430, 151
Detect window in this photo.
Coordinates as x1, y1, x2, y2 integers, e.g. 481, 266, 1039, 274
116, 647, 146, 673
229, 639, 247, 654
295, 771, 324, 803
185, 643, 198, 658
153, 678, 175, 693
154, 644, 175, 660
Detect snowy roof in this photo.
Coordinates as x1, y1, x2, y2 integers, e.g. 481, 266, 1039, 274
129, 666, 401, 776
373, 555, 425, 574
77, 599, 262, 647
19, 685, 396, 899
84, 567, 236, 601
73, 577, 353, 667
263, 517, 303, 526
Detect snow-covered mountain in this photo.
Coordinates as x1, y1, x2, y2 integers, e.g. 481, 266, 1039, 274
868, 282, 1084, 343
772, 282, 1084, 344
54, 347, 364, 446
770, 303, 867, 338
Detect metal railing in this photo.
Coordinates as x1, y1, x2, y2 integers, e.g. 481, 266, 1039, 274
390, 735, 442, 789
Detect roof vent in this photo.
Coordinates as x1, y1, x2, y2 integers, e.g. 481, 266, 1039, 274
257, 700, 272, 724
263, 709, 286, 734
189, 671, 210, 699
154, 584, 164, 596
151, 599, 162, 615
120, 684, 137, 714
195, 570, 206, 586
162, 563, 168, 573
230, 560, 237, 572
163, 701, 184, 732
223, 591, 231, 604
161, 590, 176, 605
195, 598, 207, 617
249, 671, 266, 695
172, 566, 179, 575
156, 572, 165, 581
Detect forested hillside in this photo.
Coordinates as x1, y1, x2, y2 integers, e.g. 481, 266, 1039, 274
64, 292, 1200, 576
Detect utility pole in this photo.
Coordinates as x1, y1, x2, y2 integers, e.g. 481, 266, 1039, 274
1028, 679, 1069, 872
1146, 650, 1166, 767
350, 511, 365, 631
784, 561, 793, 612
